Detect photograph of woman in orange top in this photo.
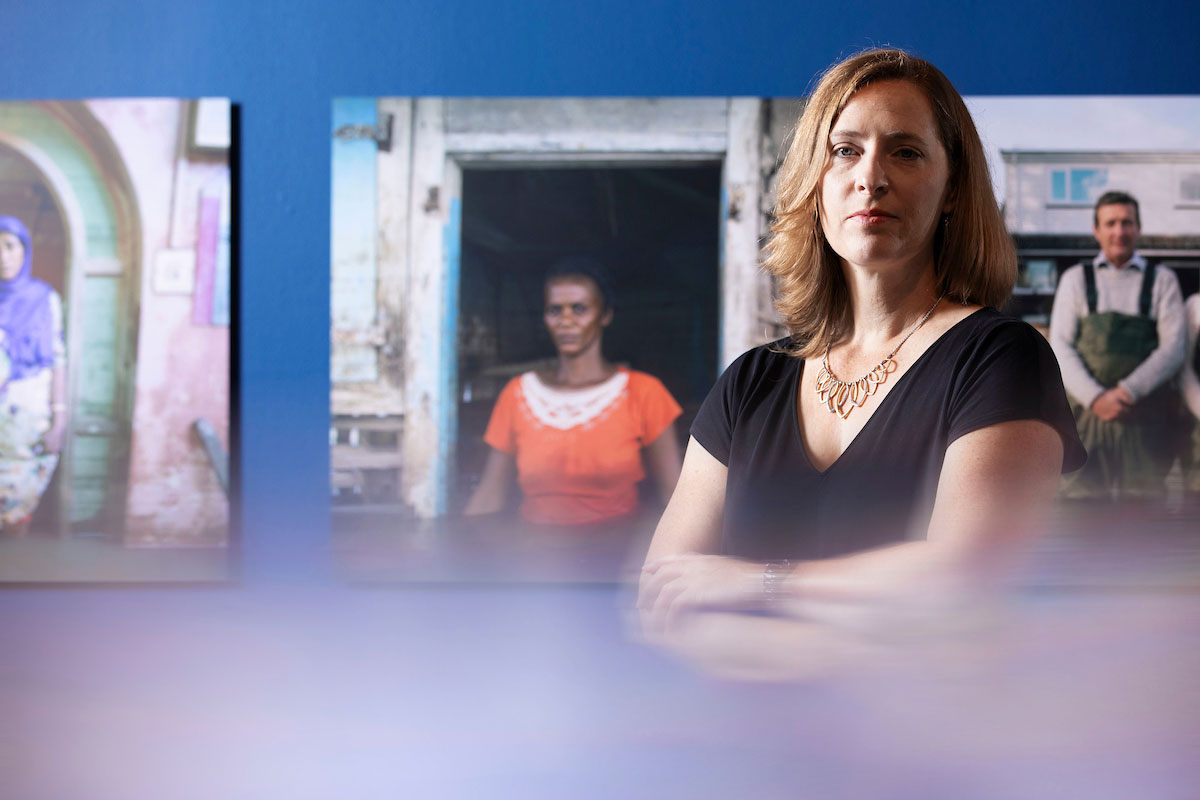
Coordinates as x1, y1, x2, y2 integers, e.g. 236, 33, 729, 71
464, 257, 683, 526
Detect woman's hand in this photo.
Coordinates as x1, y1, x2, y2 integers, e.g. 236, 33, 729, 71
45, 366, 68, 455
41, 414, 68, 454
463, 448, 516, 516
638, 552, 763, 637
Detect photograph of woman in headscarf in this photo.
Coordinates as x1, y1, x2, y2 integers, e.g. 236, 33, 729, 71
0, 215, 67, 534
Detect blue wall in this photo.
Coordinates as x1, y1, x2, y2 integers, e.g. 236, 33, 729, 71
3, 0, 1198, 582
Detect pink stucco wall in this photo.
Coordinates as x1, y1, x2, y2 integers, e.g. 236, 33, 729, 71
88, 99, 230, 546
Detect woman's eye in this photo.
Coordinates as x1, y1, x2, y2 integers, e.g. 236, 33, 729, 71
572, 305, 587, 315
896, 147, 922, 160
832, 146, 856, 158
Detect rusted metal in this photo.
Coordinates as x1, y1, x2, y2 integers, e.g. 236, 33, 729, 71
333, 113, 394, 152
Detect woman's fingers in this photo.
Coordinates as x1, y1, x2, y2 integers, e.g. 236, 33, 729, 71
637, 558, 686, 611
642, 555, 767, 635
651, 575, 701, 638
641, 558, 717, 636
638, 552, 699, 608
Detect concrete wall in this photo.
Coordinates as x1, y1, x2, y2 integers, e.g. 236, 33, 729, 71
88, 100, 230, 546
1004, 151, 1200, 235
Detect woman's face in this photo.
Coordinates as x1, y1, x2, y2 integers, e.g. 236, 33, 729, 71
819, 79, 952, 279
544, 276, 611, 357
0, 232, 25, 281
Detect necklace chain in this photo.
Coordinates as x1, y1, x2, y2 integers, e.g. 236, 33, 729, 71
814, 293, 946, 419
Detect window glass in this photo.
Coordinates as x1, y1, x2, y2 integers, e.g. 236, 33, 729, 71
1051, 169, 1067, 201
1069, 168, 1107, 203
1048, 168, 1107, 203
1019, 258, 1057, 292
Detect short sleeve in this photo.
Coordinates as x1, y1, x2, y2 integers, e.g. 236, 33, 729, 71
628, 372, 682, 445
689, 346, 767, 466
482, 377, 521, 455
947, 321, 1087, 473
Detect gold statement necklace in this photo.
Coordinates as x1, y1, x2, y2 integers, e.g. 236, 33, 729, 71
814, 293, 946, 419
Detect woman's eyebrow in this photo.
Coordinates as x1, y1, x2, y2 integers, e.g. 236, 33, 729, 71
829, 128, 929, 145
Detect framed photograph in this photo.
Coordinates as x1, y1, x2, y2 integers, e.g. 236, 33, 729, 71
330, 94, 1200, 584
968, 95, 1200, 315
0, 99, 233, 583
329, 97, 795, 582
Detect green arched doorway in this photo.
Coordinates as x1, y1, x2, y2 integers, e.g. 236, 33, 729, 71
0, 101, 141, 536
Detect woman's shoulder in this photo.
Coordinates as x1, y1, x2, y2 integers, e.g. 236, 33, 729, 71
917, 308, 1058, 384
623, 368, 671, 393
943, 307, 1045, 349
621, 369, 682, 424
497, 371, 534, 399
22, 277, 57, 298
622, 368, 679, 408
933, 308, 1070, 396
721, 338, 802, 381
695, 338, 802, 412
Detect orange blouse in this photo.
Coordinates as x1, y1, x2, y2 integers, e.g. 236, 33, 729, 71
483, 367, 682, 525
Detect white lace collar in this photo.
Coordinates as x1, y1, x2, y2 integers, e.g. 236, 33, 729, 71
518, 369, 629, 430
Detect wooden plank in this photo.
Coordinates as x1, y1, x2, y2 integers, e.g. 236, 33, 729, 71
444, 132, 728, 157
400, 98, 449, 518
330, 471, 359, 490
77, 275, 119, 417
331, 445, 404, 470
720, 97, 769, 369
444, 99, 730, 158
330, 415, 403, 432
438, 167, 462, 515
446, 98, 729, 137
68, 435, 110, 523
331, 97, 380, 383
331, 384, 408, 418
362, 97, 413, 417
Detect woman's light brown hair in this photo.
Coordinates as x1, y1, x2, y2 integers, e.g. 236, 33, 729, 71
765, 48, 1016, 357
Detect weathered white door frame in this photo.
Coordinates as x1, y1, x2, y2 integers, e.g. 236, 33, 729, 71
400, 98, 766, 518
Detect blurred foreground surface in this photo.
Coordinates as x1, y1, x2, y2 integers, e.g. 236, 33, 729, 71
5, 507, 1199, 799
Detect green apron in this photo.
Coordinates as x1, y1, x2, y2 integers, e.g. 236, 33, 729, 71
1060, 262, 1177, 499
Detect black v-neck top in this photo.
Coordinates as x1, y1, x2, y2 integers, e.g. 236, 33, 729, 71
691, 309, 1087, 560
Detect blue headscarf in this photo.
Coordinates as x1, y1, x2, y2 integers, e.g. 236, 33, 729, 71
0, 216, 57, 382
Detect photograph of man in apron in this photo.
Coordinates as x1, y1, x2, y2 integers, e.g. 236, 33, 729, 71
1048, 191, 1187, 501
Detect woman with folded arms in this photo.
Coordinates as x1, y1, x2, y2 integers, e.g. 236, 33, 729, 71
638, 49, 1085, 670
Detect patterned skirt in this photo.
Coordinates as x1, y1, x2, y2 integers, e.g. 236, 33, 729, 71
0, 370, 59, 527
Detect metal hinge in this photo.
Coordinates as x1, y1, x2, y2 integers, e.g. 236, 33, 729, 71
333, 113, 393, 152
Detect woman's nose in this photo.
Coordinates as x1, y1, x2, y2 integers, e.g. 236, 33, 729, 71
855, 153, 888, 195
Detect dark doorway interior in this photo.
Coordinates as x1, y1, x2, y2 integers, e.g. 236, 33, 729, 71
455, 164, 721, 510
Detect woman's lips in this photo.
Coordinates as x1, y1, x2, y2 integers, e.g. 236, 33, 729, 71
850, 210, 897, 225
